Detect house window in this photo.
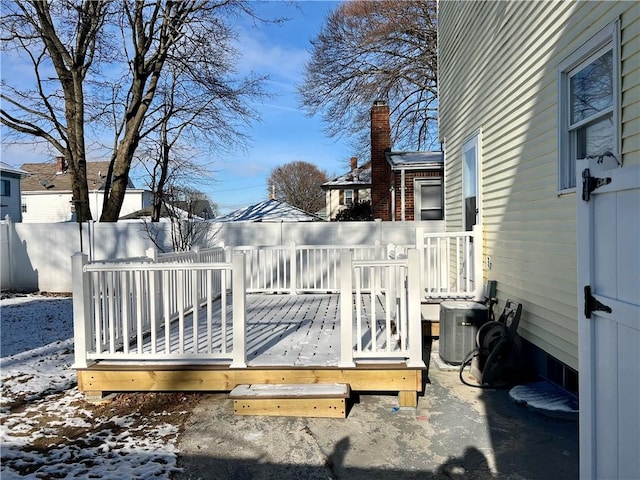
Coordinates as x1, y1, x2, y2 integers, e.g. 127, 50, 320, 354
414, 178, 443, 220
342, 189, 354, 206
559, 22, 619, 191
463, 134, 480, 231
1, 179, 10, 197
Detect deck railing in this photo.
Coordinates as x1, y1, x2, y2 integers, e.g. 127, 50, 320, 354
226, 242, 387, 293
72, 249, 247, 369
416, 226, 482, 300
72, 233, 479, 370
339, 249, 423, 367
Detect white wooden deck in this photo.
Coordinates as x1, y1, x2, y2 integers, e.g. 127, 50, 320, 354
134, 293, 400, 367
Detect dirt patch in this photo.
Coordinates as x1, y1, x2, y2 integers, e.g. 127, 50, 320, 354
2, 391, 201, 478
92, 392, 201, 421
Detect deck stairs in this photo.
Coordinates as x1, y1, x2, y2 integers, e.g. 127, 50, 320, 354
230, 383, 350, 418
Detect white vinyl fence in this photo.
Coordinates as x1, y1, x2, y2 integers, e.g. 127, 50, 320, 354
1, 218, 441, 292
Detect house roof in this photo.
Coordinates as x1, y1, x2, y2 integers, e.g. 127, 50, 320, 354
172, 199, 214, 219
213, 199, 324, 222
322, 161, 372, 189
0, 162, 30, 177
385, 151, 444, 170
119, 204, 203, 221
20, 161, 134, 192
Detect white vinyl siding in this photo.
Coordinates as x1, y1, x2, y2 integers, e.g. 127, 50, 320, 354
438, 0, 639, 370
21, 190, 150, 223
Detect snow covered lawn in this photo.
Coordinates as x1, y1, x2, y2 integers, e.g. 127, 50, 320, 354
1, 294, 198, 479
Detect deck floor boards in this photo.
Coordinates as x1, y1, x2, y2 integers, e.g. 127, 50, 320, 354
129, 293, 401, 367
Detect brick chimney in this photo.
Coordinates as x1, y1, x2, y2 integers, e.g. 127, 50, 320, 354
370, 100, 392, 220
350, 157, 358, 171
56, 156, 66, 175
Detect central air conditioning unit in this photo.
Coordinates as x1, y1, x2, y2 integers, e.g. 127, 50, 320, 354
439, 301, 488, 365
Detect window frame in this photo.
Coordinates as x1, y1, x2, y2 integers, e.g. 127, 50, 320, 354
343, 189, 354, 206
1, 179, 10, 197
462, 132, 481, 232
557, 21, 620, 193
414, 177, 444, 221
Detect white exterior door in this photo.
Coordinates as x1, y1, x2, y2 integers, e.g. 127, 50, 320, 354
576, 159, 640, 480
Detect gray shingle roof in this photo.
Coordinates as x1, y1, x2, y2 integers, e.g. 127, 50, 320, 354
322, 162, 371, 188
385, 151, 444, 169
20, 161, 134, 191
213, 199, 324, 222
0, 162, 29, 177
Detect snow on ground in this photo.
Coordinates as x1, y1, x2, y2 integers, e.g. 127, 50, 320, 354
1, 294, 196, 479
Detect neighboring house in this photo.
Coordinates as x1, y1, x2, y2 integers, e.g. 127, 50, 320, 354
321, 157, 371, 221
214, 199, 324, 222
369, 101, 444, 222
0, 162, 29, 222
172, 199, 215, 220
119, 205, 204, 221
385, 151, 444, 221
438, 2, 639, 478
120, 200, 213, 221
20, 157, 151, 222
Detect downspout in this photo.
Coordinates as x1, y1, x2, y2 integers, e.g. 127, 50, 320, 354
401, 169, 406, 221
390, 185, 395, 221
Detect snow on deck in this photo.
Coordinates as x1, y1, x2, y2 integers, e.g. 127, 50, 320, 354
137, 293, 400, 367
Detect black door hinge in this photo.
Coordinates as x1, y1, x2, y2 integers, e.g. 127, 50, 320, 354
584, 285, 612, 319
582, 168, 611, 202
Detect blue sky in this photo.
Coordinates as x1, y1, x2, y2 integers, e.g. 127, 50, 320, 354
213, 1, 351, 213
0, 1, 353, 215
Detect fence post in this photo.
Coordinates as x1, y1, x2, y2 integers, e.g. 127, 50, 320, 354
146, 247, 161, 322
406, 249, 425, 367
472, 225, 483, 300
290, 241, 297, 294
415, 227, 425, 294
339, 250, 356, 367
230, 252, 247, 368
72, 253, 92, 369
4, 216, 14, 290
374, 240, 383, 294
146, 247, 158, 261
191, 246, 201, 309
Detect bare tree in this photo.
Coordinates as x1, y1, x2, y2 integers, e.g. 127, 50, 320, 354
1, 0, 267, 222
299, 0, 438, 154
133, 64, 262, 222
141, 186, 217, 252
1, 0, 111, 221
267, 161, 328, 214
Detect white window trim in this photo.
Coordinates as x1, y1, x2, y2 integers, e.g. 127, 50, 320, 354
557, 21, 620, 194
462, 131, 482, 231
414, 177, 444, 221
344, 189, 354, 206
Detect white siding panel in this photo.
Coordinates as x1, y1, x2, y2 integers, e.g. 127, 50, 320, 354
621, 4, 639, 166
439, 1, 638, 370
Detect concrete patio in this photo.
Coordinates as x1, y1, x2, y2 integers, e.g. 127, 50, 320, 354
174, 340, 579, 480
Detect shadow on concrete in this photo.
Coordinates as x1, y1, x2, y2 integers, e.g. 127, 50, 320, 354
176, 437, 496, 480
